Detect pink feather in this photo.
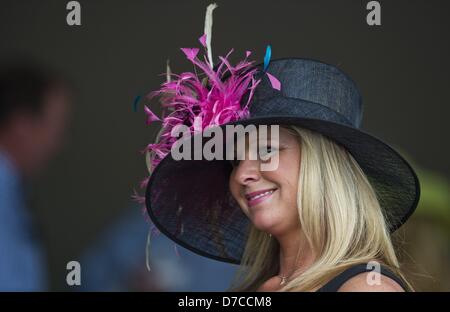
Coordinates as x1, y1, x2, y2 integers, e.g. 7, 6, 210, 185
199, 34, 207, 47
135, 41, 269, 203
144, 106, 161, 125
180, 48, 200, 60
266, 72, 281, 91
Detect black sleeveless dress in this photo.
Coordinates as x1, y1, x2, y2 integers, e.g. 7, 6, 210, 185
316, 263, 408, 292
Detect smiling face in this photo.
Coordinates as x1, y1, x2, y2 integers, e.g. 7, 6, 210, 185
229, 126, 302, 235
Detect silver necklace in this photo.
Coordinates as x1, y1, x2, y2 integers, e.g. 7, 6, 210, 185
278, 266, 301, 285
279, 275, 288, 285
278, 271, 295, 285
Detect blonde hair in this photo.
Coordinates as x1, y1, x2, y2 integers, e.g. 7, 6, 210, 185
228, 125, 413, 291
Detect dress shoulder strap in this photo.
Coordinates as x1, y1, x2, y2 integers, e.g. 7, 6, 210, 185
317, 263, 408, 292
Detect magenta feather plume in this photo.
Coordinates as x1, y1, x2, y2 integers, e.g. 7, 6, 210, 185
143, 45, 262, 172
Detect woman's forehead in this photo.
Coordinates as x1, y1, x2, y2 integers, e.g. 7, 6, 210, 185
233, 126, 296, 144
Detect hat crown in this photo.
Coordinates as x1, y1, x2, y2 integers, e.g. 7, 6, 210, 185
251, 58, 363, 128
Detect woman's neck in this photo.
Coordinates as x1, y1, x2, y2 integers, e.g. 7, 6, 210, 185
276, 227, 315, 279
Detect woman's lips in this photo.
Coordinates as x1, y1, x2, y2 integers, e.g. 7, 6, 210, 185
245, 188, 277, 208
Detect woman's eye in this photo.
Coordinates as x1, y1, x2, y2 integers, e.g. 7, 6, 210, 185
229, 146, 279, 167
260, 146, 277, 156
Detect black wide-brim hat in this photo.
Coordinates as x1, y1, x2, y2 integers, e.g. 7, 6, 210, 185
145, 58, 420, 264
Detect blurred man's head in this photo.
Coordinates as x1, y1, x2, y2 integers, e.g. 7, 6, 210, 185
0, 60, 71, 177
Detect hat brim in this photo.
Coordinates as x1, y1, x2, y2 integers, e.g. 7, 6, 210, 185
145, 115, 420, 264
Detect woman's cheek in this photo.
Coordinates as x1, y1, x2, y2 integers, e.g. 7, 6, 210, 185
229, 181, 248, 215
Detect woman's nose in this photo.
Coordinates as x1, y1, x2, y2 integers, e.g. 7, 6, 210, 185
234, 159, 261, 185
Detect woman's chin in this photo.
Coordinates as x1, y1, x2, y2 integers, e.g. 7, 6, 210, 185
250, 212, 278, 232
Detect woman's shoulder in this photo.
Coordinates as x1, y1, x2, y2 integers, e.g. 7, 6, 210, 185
318, 262, 408, 292
337, 270, 405, 292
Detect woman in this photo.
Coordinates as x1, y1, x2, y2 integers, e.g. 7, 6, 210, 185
228, 125, 412, 291
140, 4, 420, 292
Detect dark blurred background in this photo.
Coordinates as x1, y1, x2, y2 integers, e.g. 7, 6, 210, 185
0, 0, 449, 291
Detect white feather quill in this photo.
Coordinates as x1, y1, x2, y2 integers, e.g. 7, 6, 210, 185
204, 3, 218, 68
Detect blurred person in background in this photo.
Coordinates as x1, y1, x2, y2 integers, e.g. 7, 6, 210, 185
0, 59, 71, 291
79, 206, 238, 291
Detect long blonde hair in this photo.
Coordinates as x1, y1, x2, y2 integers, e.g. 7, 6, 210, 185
228, 125, 413, 291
